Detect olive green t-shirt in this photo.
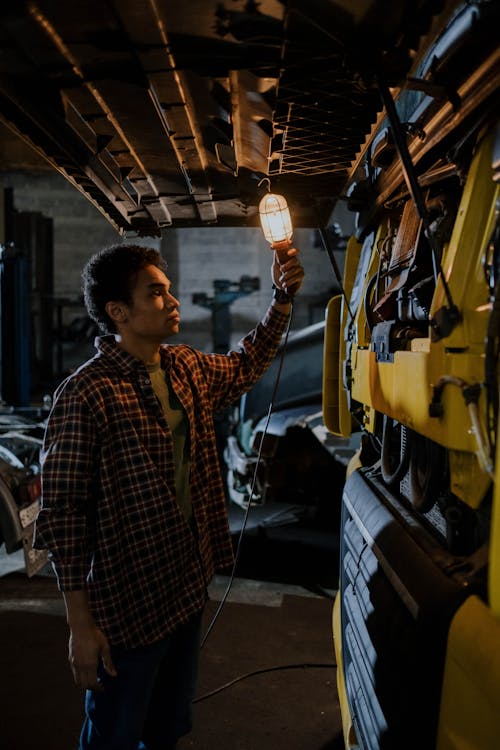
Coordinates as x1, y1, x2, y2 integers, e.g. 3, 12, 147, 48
146, 362, 192, 523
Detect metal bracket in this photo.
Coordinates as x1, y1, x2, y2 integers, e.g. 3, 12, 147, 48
430, 304, 461, 342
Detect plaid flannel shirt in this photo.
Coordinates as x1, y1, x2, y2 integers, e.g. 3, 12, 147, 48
34, 305, 289, 648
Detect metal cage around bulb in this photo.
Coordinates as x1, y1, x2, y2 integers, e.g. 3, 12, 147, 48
258, 193, 293, 244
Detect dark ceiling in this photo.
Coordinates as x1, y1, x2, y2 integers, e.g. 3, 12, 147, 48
0, 0, 450, 236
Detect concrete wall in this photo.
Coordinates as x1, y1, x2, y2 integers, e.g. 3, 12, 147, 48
0, 172, 347, 374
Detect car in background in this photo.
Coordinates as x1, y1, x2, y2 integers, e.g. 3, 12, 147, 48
224, 320, 359, 529
0, 408, 48, 576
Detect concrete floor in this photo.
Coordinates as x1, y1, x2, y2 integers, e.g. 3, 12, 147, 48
0, 543, 343, 750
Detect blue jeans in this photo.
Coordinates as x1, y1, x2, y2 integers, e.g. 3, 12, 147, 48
79, 612, 202, 750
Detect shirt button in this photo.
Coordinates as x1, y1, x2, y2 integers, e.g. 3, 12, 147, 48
143, 378, 150, 385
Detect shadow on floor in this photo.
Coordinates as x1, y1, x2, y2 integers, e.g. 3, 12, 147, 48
0, 575, 342, 750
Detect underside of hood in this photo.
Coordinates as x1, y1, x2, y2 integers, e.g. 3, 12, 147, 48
0, 1, 472, 236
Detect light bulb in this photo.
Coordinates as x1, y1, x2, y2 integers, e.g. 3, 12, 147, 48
259, 192, 293, 245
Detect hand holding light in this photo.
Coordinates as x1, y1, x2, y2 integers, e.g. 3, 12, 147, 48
259, 184, 302, 298
259, 190, 293, 262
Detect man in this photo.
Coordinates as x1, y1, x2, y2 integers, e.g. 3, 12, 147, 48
34, 241, 304, 750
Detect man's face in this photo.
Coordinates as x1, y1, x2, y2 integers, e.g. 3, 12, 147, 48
121, 264, 180, 342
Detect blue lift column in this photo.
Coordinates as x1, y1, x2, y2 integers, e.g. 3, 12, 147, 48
193, 276, 260, 496
0, 188, 31, 407
0, 243, 31, 407
193, 275, 260, 353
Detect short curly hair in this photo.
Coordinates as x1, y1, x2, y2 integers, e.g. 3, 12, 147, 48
82, 244, 168, 333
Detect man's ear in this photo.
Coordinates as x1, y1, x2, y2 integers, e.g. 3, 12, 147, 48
105, 300, 128, 326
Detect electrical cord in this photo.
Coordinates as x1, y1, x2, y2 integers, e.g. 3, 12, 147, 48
200, 302, 295, 649
193, 662, 336, 704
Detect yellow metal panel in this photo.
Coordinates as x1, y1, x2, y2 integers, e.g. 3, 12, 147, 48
333, 594, 358, 750
489, 425, 500, 617
431, 133, 499, 352
448, 450, 491, 509
343, 235, 364, 299
411, 337, 431, 352
351, 348, 485, 454
437, 596, 500, 750
0, 188, 5, 245
346, 449, 362, 478
323, 295, 352, 437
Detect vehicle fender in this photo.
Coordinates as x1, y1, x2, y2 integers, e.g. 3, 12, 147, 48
333, 592, 358, 749
436, 595, 500, 750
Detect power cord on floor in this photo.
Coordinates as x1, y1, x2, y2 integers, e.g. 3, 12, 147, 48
200, 304, 294, 649
193, 662, 336, 703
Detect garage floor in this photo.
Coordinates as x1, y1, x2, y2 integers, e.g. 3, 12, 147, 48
0, 538, 343, 750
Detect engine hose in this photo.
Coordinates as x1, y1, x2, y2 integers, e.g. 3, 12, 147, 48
409, 433, 444, 513
381, 414, 412, 485
432, 375, 495, 478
